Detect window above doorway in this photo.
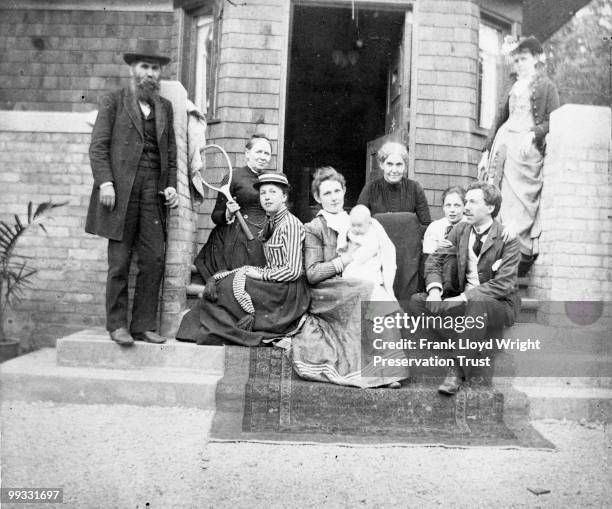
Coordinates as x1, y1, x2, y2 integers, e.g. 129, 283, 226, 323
176, 0, 222, 121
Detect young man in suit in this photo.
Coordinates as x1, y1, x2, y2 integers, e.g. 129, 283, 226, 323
86, 40, 178, 346
409, 182, 521, 394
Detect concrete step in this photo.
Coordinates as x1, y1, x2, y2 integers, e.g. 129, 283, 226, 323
513, 384, 612, 422
57, 328, 223, 373
0, 348, 222, 409
517, 297, 539, 323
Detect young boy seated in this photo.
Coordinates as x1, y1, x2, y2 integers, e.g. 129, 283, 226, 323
422, 186, 466, 256
339, 205, 396, 300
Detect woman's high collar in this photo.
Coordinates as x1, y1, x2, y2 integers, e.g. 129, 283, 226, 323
247, 165, 263, 176
267, 206, 288, 226
382, 176, 405, 188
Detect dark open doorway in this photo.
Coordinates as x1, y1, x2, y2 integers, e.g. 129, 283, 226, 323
283, 4, 406, 222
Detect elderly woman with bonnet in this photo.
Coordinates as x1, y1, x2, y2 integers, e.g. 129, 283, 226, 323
480, 36, 559, 275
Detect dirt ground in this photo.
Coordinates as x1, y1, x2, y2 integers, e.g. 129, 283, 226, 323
1, 401, 610, 509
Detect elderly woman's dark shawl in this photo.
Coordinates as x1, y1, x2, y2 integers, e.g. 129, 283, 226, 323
374, 212, 425, 302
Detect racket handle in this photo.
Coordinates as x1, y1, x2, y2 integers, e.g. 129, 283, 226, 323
235, 211, 254, 241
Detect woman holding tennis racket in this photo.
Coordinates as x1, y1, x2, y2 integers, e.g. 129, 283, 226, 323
194, 134, 274, 280
177, 172, 310, 346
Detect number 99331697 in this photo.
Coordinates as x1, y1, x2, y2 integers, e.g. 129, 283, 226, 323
1, 488, 63, 503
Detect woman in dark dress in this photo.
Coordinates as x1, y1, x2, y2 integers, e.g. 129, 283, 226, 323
177, 173, 310, 346
357, 141, 431, 225
194, 134, 273, 280
357, 141, 431, 299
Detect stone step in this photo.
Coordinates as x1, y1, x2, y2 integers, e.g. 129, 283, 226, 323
512, 384, 612, 422
0, 348, 222, 409
518, 297, 539, 323
56, 328, 223, 373
520, 297, 539, 310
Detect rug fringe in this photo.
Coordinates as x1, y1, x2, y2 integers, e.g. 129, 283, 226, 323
206, 437, 556, 451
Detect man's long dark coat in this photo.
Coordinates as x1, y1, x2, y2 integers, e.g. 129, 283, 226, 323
86, 87, 177, 240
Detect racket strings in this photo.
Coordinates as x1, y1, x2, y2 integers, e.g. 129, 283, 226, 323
201, 168, 230, 191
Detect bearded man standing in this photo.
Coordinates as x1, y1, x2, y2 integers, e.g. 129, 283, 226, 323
86, 40, 178, 346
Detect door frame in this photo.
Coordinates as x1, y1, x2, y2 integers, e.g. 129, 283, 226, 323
279, 0, 417, 171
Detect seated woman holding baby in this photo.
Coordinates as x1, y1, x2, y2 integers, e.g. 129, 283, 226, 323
291, 167, 408, 388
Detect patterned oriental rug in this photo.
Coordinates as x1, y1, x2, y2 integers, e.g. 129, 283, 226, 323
209, 346, 554, 449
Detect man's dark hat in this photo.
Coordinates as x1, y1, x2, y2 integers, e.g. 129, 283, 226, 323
513, 36, 543, 56
124, 39, 171, 66
253, 172, 290, 190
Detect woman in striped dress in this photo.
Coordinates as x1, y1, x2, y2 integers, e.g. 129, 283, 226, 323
176, 173, 310, 346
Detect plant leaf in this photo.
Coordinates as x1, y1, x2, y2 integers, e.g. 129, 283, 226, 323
2, 200, 66, 312
0, 221, 12, 237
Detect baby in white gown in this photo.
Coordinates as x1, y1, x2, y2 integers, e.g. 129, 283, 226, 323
342, 206, 383, 283
340, 205, 396, 301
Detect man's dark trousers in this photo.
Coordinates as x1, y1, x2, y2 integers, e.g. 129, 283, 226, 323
106, 163, 165, 334
408, 293, 508, 379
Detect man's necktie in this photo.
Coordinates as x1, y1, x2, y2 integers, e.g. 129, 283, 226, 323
258, 215, 274, 242
444, 224, 453, 239
472, 225, 491, 257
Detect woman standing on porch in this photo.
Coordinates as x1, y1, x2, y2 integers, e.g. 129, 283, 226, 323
177, 173, 310, 346
480, 36, 559, 275
357, 141, 431, 225
194, 134, 274, 280
291, 166, 408, 388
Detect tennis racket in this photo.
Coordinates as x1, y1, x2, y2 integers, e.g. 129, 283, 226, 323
200, 143, 254, 241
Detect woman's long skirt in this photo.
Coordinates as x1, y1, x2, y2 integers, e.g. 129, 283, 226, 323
291, 277, 408, 388
194, 219, 266, 281
177, 274, 310, 346
490, 127, 544, 257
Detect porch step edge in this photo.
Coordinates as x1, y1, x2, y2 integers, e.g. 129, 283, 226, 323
0, 348, 222, 410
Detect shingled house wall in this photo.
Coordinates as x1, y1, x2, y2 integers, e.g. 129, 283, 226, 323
412, 0, 482, 216
196, 0, 286, 248
197, 0, 521, 236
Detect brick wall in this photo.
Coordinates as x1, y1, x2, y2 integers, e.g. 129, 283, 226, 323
196, 0, 285, 248
530, 105, 611, 307
0, 8, 176, 112
0, 113, 106, 350
413, 0, 483, 218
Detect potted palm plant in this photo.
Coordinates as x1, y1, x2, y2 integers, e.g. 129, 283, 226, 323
0, 201, 66, 361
